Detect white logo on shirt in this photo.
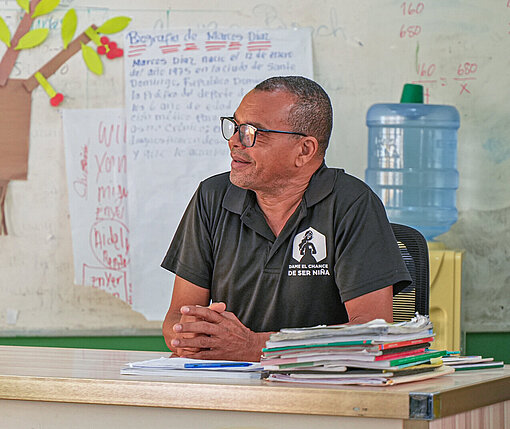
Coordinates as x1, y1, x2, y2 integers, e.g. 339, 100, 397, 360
288, 227, 329, 277
292, 227, 327, 263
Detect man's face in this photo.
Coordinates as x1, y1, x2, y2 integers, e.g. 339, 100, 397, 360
228, 89, 301, 194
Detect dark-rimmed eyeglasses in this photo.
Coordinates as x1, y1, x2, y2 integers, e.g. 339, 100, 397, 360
220, 116, 306, 148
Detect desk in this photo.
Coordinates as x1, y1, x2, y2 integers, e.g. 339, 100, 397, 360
0, 346, 508, 429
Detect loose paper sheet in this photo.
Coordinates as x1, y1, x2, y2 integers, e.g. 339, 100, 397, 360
63, 109, 132, 305
124, 28, 313, 320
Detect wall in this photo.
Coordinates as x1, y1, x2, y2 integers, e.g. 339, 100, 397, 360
0, 0, 509, 342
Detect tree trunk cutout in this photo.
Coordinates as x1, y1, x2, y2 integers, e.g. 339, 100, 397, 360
0, 27, 96, 234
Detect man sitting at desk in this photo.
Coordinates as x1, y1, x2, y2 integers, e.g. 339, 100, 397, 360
161, 76, 411, 362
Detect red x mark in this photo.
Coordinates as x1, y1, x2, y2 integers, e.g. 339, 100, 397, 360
460, 82, 471, 95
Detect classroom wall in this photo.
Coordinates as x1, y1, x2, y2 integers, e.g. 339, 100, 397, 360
1, 1, 509, 346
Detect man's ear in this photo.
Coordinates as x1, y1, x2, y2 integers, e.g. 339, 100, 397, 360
295, 136, 319, 167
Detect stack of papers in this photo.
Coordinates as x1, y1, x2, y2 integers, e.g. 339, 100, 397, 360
262, 314, 455, 385
121, 357, 264, 379
442, 355, 504, 371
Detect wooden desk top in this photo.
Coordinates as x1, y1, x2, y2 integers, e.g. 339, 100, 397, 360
0, 346, 508, 420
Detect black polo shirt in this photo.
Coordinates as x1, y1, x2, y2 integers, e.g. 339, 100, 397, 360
162, 165, 411, 332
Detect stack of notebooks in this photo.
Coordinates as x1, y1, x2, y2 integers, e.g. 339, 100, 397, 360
441, 354, 504, 371
261, 314, 455, 385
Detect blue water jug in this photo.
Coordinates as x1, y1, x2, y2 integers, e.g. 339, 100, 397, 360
365, 85, 460, 241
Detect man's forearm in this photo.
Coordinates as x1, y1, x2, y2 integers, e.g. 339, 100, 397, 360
345, 285, 394, 324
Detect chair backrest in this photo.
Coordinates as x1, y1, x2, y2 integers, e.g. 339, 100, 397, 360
390, 223, 430, 322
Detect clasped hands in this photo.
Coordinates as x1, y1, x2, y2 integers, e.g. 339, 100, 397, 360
171, 302, 269, 362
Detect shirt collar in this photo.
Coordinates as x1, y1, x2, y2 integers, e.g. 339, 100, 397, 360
222, 162, 338, 214
222, 178, 249, 214
303, 162, 338, 207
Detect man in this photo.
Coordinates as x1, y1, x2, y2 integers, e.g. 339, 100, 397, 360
161, 76, 411, 362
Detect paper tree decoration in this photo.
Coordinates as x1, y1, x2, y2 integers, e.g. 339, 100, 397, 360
0, 0, 131, 235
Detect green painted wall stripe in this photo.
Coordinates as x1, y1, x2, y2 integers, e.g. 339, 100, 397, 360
0, 336, 168, 352
0, 332, 508, 362
465, 332, 510, 364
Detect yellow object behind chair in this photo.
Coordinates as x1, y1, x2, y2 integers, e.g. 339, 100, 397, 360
428, 244, 463, 352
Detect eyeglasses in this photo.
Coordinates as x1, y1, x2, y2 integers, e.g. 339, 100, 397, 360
220, 116, 306, 147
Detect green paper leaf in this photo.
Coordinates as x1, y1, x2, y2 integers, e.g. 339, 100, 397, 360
97, 16, 131, 34
0, 16, 11, 48
81, 42, 103, 75
14, 28, 49, 50
61, 8, 77, 49
32, 0, 60, 18
16, 0, 30, 14
85, 26, 101, 45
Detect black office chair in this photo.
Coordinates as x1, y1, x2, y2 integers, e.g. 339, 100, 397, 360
390, 223, 430, 322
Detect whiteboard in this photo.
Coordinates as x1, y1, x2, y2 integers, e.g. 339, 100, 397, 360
0, 0, 509, 334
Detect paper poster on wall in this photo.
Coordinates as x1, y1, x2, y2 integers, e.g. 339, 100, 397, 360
63, 109, 132, 305
124, 27, 313, 320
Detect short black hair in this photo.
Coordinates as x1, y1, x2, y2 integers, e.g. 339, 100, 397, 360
254, 76, 333, 155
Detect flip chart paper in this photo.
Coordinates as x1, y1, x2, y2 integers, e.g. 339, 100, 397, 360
124, 27, 313, 320
63, 108, 132, 305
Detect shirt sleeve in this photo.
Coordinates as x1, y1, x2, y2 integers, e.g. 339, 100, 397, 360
334, 189, 412, 302
160, 183, 214, 289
